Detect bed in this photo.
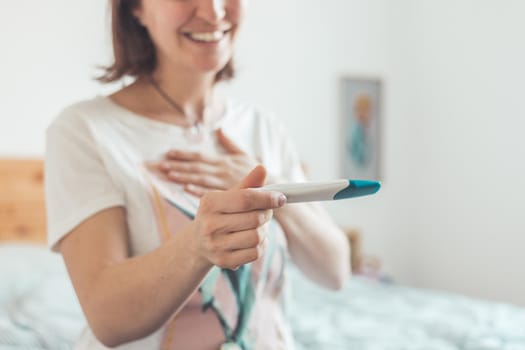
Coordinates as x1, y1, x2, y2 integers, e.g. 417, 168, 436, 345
1, 158, 524, 349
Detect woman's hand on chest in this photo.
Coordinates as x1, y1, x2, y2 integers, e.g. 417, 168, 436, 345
157, 129, 260, 196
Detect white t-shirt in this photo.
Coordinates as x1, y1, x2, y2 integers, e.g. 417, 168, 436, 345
45, 96, 306, 350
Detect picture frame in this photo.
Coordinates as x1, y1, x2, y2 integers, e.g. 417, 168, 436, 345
340, 77, 382, 181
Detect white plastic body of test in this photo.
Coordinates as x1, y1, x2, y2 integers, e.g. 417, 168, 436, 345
260, 180, 349, 203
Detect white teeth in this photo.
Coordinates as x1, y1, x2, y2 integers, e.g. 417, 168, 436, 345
187, 31, 225, 42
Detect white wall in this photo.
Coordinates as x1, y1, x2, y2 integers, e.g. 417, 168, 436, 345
1, 1, 524, 306
0, 0, 112, 156
407, 0, 525, 306
222, 0, 418, 284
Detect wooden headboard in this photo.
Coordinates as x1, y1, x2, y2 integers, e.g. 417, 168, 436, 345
0, 158, 47, 243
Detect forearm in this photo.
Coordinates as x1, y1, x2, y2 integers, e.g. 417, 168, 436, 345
84, 223, 211, 346
274, 202, 350, 290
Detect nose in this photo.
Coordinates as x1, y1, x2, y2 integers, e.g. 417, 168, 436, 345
196, 0, 226, 24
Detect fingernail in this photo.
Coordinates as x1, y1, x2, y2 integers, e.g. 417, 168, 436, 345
160, 162, 170, 170
273, 193, 287, 207
169, 171, 179, 178
279, 194, 287, 207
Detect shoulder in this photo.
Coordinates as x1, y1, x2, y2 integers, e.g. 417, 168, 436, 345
46, 97, 116, 154
47, 96, 110, 134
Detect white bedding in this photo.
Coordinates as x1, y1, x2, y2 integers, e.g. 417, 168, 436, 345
286, 265, 525, 350
0, 244, 85, 349
1, 244, 524, 350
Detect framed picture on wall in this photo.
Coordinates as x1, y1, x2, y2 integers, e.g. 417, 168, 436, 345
340, 77, 382, 181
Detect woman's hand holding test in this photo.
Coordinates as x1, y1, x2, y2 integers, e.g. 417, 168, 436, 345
156, 133, 351, 290
190, 165, 286, 270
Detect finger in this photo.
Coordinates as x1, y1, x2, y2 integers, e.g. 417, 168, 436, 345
144, 161, 160, 171
161, 160, 217, 174
196, 166, 286, 213
165, 150, 219, 164
235, 165, 267, 189
184, 183, 211, 197
168, 171, 227, 190
215, 246, 264, 269
212, 209, 272, 234
201, 188, 286, 214
143, 161, 170, 181
217, 227, 267, 251
217, 128, 244, 154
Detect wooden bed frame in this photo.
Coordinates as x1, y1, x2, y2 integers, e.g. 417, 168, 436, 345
0, 158, 47, 243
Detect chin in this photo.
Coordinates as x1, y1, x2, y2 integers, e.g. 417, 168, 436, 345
193, 58, 231, 76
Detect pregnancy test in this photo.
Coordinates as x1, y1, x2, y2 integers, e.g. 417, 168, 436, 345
261, 179, 380, 203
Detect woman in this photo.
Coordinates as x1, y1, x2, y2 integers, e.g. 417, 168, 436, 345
45, 0, 349, 349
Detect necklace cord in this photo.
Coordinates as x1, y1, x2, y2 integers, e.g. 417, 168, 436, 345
148, 75, 201, 128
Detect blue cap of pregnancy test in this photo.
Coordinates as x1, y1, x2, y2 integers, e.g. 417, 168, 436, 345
333, 180, 381, 200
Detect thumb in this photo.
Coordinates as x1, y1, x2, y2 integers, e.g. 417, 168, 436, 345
217, 128, 244, 154
235, 165, 267, 189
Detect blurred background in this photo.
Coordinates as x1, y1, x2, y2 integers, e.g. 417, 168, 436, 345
1, 0, 524, 310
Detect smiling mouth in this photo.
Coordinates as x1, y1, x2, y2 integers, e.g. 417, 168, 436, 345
182, 30, 231, 43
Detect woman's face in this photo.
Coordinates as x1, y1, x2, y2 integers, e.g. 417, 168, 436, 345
134, 0, 245, 75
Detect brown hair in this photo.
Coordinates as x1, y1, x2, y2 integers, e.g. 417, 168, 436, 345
98, 0, 234, 83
